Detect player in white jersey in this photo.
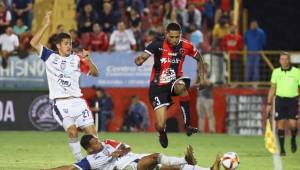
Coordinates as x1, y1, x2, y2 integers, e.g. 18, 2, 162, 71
30, 11, 99, 161
48, 135, 221, 170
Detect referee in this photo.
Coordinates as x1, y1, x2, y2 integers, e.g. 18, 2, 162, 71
266, 52, 300, 156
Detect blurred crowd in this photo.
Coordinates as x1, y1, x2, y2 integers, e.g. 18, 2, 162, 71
0, 0, 266, 84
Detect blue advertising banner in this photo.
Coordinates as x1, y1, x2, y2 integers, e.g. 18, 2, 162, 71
0, 52, 198, 89
0, 53, 48, 89
80, 52, 198, 88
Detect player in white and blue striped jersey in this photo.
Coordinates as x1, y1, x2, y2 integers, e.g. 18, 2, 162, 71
30, 11, 99, 162
48, 135, 221, 170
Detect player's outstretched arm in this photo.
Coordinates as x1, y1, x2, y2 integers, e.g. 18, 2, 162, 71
135, 52, 150, 66
45, 165, 78, 170
194, 53, 206, 89
30, 11, 52, 54
82, 49, 99, 77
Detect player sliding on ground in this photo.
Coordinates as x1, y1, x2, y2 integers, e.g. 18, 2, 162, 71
135, 22, 206, 148
48, 134, 221, 170
30, 11, 99, 161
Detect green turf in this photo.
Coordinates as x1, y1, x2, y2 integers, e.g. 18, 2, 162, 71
0, 131, 299, 170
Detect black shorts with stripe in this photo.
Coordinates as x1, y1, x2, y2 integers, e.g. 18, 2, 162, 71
275, 96, 299, 120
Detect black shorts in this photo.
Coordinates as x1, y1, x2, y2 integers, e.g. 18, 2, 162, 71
149, 77, 190, 110
275, 96, 299, 120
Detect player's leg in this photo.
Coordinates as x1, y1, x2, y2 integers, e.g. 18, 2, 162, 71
136, 153, 160, 170
53, 103, 83, 161
276, 120, 286, 156
275, 97, 287, 156
154, 106, 168, 148
288, 119, 298, 153
150, 85, 171, 148
287, 97, 298, 153
173, 79, 198, 136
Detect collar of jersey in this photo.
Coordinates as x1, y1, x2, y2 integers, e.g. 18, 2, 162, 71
281, 66, 292, 72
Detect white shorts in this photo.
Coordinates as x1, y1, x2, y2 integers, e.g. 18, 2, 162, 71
52, 97, 94, 130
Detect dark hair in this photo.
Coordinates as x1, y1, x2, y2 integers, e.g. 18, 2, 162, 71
166, 22, 181, 32
80, 134, 95, 150
56, 32, 71, 44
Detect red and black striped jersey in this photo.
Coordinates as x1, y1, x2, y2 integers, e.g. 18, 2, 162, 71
145, 38, 198, 86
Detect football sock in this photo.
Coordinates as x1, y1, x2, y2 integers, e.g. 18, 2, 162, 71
291, 128, 298, 141
180, 96, 191, 127
158, 154, 187, 166
69, 137, 83, 161
181, 165, 210, 170
277, 129, 285, 151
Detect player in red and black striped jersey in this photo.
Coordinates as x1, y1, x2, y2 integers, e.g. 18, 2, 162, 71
135, 23, 206, 148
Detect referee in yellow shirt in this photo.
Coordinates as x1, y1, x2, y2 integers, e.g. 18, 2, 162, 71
266, 52, 300, 156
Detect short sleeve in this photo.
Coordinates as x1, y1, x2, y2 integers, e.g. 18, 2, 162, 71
104, 139, 122, 149
186, 43, 198, 58
39, 46, 54, 62
270, 70, 277, 84
74, 158, 91, 170
144, 40, 159, 56
79, 56, 90, 75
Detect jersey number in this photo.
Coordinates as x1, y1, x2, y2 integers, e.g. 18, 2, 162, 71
154, 96, 161, 105
82, 109, 89, 118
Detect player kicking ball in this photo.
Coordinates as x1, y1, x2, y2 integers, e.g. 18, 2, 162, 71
48, 134, 221, 170
135, 22, 206, 148
30, 11, 99, 161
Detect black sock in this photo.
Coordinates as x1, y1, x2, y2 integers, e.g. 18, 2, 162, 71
180, 101, 190, 127
277, 129, 285, 151
291, 128, 298, 143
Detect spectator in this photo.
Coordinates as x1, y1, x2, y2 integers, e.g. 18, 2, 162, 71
127, 7, 141, 29
212, 15, 230, 50
98, 2, 120, 33
109, 21, 136, 52
47, 24, 64, 51
244, 20, 266, 81
77, 3, 98, 35
122, 96, 149, 132
11, 0, 33, 28
196, 63, 216, 133
188, 24, 203, 50
69, 29, 81, 53
172, 0, 187, 12
143, 30, 156, 47
221, 25, 243, 81
91, 87, 114, 132
87, 23, 109, 52
203, 0, 215, 30
163, 10, 183, 28
0, 26, 19, 68
0, 1, 11, 34
182, 3, 202, 31
18, 28, 32, 58
13, 18, 28, 36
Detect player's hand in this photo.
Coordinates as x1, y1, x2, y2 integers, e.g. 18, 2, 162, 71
82, 49, 91, 61
43, 11, 52, 27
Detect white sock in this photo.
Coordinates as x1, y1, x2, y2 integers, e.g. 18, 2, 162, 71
158, 154, 187, 166
69, 138, 83, 161
181, 165, 210, 170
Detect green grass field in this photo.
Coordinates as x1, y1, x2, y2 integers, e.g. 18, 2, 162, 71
0, 131, 299, 170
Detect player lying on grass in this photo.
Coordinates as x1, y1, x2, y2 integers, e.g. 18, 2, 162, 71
48, 134, 221, 170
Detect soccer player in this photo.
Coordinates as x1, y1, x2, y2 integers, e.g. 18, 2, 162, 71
266, 52, 300, 156
48, 134, 221, 170
134, 22, 205, 148
30, 11, 99, 161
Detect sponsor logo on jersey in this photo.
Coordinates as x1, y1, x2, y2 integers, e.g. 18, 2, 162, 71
60, 60, 66, 70
158, 48, 168, 52
160, 58, 180, 64
28, 95, 59, 131
168, 52, 177, 56
179, 48, 185, 54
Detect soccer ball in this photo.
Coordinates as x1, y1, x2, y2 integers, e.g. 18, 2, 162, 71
221, 152, 240, 170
